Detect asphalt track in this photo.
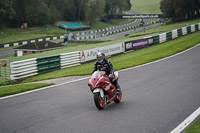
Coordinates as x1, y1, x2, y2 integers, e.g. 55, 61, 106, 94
0, 44, 200, 133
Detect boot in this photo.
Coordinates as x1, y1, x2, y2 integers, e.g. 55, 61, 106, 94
113, 80, 121, 93
116, 83, 121, 93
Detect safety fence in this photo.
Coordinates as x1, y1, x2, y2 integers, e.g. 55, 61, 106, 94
8, 22, 200, 80
124, 23, 200, 51
73, 20, 159, 40
10, 51, 80, 80
0, 59, 11, 79
0, 19, 158, 48
0, 36, 65, 48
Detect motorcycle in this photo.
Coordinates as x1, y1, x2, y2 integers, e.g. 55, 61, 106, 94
88, 71, 122, 110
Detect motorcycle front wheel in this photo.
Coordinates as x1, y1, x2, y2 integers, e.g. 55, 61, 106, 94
114, 92, 122, 103
94, 92, 105, 110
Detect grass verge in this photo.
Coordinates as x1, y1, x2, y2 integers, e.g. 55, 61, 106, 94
131, 0, 162, 14
22, 31, 200, 83
185, 118, 200, 133
0, 19, 133, 45
9, 18, 200, 62
0, 83, 53, 97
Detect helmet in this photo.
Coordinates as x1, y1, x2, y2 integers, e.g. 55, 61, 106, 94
96, 52, 105, 64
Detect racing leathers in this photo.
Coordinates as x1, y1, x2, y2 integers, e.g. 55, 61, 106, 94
92, 59, 121, 92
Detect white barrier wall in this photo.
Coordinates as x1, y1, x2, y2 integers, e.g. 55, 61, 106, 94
10, 58, 38, 80
172, 29, 178, 39
60, 51, 81, 69
159, 33, 167, 43
191, 25, 195, 32
199, 23, 200, 30
182, 27, 187, 35
80, 43, 125, 63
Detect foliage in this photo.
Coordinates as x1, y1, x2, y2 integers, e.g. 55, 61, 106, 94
22, 31, 200, 83
86, 0, 105, 25
160, 0, 200, 22
0, 0, 132, 28
0, 83, 53, 97
185, 119, 200, 133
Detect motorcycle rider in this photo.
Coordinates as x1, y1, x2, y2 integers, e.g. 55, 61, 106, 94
92, 52, 121, 93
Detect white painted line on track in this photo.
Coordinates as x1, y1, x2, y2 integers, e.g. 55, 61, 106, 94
120, 43, 200, 72
0, 44, 200, 133
0, 43, 200, 101
0, 77, 90, 100
170, 107, 200, 133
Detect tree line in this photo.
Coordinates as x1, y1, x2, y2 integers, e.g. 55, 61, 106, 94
0, 0, 131, 28
160, 0, 200, 22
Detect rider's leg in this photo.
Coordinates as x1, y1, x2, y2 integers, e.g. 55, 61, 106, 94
112, 80, 121, 92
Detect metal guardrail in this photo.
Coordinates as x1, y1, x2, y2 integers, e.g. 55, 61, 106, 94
60, 51, 81, 69
8, 23, 200, 80
10, 51, 81, 80
10, 58, 38, 80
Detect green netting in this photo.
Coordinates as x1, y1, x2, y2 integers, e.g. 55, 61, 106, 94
59, 23, 90, 31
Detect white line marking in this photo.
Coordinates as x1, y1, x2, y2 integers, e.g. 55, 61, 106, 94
170, 107, 200, 133
1, 44, 200, 132
0, 43, 199, 101
120, 43, 200, 72
0, 77, 90, 100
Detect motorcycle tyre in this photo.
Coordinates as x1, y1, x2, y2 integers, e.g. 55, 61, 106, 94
114, 92, 122, 103
94, 92, 105, 110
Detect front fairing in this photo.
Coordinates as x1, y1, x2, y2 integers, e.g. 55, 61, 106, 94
88, 71, 109, 91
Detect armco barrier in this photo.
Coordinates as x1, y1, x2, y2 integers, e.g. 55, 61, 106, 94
187, 26, 191, 33
195, 24, 199, 31
10, 51, 81, 80
37, 55, 61, 74
60, 51, 81, 69
166, 32, 172, 41
153, 35, 160, 44
182, 27, 187, 35
159, 33, 167, 43
177, 28, 182, 37
0, 35, 64, 49
9, 22, 200, 80
10, 58, 38, 80
172, 29, 178, 39
199, 23, 200, 30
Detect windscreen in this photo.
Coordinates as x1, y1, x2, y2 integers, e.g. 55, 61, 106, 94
91, 71, 105, 79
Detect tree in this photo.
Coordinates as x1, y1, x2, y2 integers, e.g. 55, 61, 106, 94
86, 0, 105, 25
160, 0, 200, 22
125, 0, 132, 10
24, 0, 50, 26
160, 0, 175, 20
0, 0, 15, 28
105, 0, 131, 15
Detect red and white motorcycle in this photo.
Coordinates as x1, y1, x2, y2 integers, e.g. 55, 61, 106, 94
88, 71, 122, 110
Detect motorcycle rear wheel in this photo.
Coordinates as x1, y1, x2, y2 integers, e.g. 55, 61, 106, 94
94, 92, 105, 110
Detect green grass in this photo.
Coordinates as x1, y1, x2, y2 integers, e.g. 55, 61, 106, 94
128, 18, 200, 39
0, 19, 133, 45
22, 31, 200, 83
9, 18, 200, 62
0, 79, 14, 86
0, 83, 53, 97
0, 26, 65, 45
131, 0, 162, 14
185, 118, 200, 133
90, 19, 133, 29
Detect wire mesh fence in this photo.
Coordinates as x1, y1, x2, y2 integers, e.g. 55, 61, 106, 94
0, 59, 10, 79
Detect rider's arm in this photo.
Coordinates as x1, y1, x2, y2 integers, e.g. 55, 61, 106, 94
92, 62, 98, 73
108, 61, 115, 75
